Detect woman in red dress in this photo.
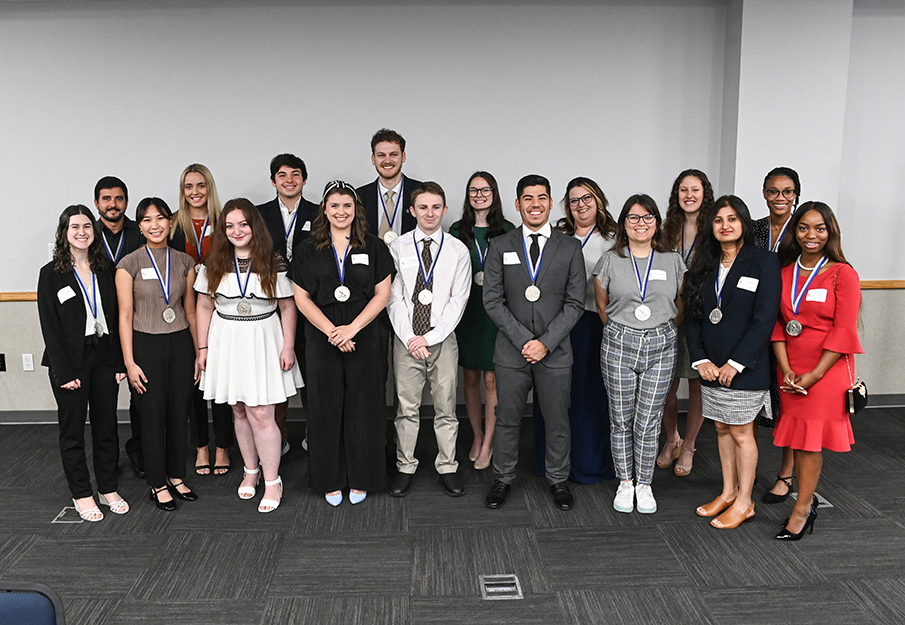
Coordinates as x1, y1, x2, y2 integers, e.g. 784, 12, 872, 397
771, 201, 863, 540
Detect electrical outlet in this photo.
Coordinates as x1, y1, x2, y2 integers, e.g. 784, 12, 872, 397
22, 354, 34, 372
0, 353, 6, 371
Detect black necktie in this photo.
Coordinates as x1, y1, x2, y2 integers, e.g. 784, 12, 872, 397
529, 233, 540, 268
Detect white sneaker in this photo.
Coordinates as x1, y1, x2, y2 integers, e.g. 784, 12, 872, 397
635, 483, 657, 514
613, 481, 634, 513
301, 437, 308, 452
281, 440, 290, 456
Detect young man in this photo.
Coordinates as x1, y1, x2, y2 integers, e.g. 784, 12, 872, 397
482, 174, 585, 511
94, 176, 145, 478
386, 182, 472, 497
257, 154, 319, 453
357, 128, 421, 242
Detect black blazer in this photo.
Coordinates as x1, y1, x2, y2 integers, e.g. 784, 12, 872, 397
357, 176, 421, 236
256, 196, 319, 258
37, 261, 123, 386
685, 245, 781, 390
98, 216, 144, 263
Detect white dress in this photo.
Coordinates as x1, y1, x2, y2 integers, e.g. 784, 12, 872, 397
195, 264, 303, 406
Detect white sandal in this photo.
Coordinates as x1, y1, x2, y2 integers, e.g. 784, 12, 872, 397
258, 476, 282, 513
98, 493, 130, 514
72, 498, 103, 522
238, 466, 260, 500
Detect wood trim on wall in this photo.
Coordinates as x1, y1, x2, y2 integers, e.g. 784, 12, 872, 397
0, 292, 37, 301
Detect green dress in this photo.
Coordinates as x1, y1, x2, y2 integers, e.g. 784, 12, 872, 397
449, 219, 515, 371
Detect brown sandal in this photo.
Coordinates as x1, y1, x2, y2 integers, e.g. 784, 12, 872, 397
656, 438, 683, 468
711, 503, 755, 529
696, 495, 736, 517
674, 446, 696, 477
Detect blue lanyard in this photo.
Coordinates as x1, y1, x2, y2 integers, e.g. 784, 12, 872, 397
234, 257, 252, 298
378, 176, 404, 230
791, 256, 828, 316
681, 228, 695, 264
631, 250, 654, 303
415, 231, 444, 287
145, 246, 171, 305
474, 236, 488, 268
101, 231, 125, 264
769, 215, 792, 252
522, 234, 545, 283
283, 209, 299, 242
192, 217, 209, 263
73, 269, 98, 321
580, 226, 597, 249
714, 265, 728, 308
330, 234, 351, 284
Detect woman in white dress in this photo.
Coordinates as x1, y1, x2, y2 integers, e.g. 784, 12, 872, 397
194, 198, 303, 513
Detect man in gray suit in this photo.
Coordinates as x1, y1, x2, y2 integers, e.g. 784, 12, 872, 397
482, 174, 585, 510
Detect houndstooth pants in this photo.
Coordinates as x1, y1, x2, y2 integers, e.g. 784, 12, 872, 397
600, 320, 677, 485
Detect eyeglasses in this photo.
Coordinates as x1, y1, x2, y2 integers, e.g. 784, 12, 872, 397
468, 186, 493, 197
765, 188, 797, 199
626, 214, 656, 224
568, 194, 595, 208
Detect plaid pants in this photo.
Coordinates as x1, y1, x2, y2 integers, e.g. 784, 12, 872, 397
600, 320, 677, 485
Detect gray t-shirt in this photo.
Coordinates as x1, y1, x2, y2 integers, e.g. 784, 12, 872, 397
593, 247, 686, 328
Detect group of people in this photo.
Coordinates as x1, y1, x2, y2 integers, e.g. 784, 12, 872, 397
37, 129, 862, 541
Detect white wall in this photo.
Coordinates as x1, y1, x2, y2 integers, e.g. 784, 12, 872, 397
0, 1, 727, 292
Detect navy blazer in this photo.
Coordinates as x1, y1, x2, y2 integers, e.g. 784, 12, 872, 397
356, 176, 421, 236
37, 262, 123, 387
256, 196, 319, 259
685, 244, 781, 390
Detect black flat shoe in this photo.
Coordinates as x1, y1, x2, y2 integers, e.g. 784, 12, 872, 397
485, 480, 510, 509
149, 486, 176, 512
775, 507, 817, 541
388, 472, 414, 498
167, 480, 198, 502
762, 474, 793, 504
439, 472, 465, 497
129, 453, 146, 479
550, 481, 574, 511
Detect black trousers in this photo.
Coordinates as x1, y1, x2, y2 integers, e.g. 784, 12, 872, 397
132, 329, 193, 487
50, 337, 120, 499
190, 387, 235, 449
125, 387, 142, 459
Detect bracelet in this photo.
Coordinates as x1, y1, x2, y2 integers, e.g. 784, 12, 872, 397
198, 347, 208, 350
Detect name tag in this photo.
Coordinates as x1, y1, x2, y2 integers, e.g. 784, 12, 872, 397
57, 285, 76, 304
351, 254, 369, 265
737, 276, 759, 292
399, 256, 418, 269
806, 288, 827, 302
649, 269, 667, 281
201, 226, 211, 238
301, 221, 311, 232
141, 267, 158, 280
503, 252, 520, 265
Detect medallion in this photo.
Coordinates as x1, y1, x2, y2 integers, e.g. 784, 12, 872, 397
237, 299, 252, 316
334, 285, 351, 302
474, 271, 484, 286
525, 285, 541, 302
418, 289, 434, 306
708, 308, 723, 324
94, 321, 104, 338
634, 304, 652, 322
383, 231, 398, 244
162, 307, 176, 324
786, 319, 803, 336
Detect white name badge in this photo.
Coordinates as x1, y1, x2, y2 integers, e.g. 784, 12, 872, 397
351, 254, 369, 265
399, 256, 418, 269
737, 276, 759, 292
301, 221, 311, 232
503, 252, 520, 265
649, 269, 667, 281
141, 267, 158, 280
57, 285, 76, 304
806, 288, 827, 302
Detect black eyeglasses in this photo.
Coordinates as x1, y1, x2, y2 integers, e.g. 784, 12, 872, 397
568, 194, 595, 208
765, 188, 796, 199
625, 214, 656, 224
468, 187, 493, 197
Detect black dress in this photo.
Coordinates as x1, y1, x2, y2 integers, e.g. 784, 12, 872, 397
291, 234, 395, 493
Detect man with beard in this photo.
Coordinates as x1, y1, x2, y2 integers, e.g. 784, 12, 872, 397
357, 128, 421, 243
94, 175, 145, 478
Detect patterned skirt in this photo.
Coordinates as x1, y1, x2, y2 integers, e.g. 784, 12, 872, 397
702, 385, 770, 426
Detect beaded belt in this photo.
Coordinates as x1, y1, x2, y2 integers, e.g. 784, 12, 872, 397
216, 309, 276, 322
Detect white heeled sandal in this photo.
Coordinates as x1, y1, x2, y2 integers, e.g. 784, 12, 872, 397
258, 476, 282, 513
72, 498, 103, 522
98, 493, 129, 514
238, 466, 260, 500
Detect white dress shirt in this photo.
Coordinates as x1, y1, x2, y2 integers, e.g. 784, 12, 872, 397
378, 178, 404, 238
388, 226, 473, 346
521, 222, 552, 276
279, 197, 301, 261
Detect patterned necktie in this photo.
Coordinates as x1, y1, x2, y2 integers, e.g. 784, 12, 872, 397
529, 233, 540, 268
412, 237, 432, 335
379, 189, 396, 239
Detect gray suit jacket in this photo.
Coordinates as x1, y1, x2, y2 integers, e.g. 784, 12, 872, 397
483, 227, 585, 369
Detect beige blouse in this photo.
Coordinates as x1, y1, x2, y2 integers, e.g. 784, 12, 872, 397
118, 246, 195, 334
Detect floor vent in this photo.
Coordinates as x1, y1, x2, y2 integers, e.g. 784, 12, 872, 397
790, 491, 833, 508
479, 574, 523, 600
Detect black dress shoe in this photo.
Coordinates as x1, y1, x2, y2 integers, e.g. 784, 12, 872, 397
129, 453, 146, 479
167, 480, 198, 501
439, 472, 465, 497
485, 480, 511, 509
149, 487, 176, 512
389, 472, 414, 497
550, 481, 574, 511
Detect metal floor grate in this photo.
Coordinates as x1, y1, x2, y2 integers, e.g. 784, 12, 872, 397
479, 574, 523, 600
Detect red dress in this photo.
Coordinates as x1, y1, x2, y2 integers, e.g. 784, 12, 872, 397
772, 263, 863, 452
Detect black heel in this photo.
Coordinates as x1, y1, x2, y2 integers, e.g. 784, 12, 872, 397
762, 475, 793, 504
150, 486, 177, 512
775, 507, 817, 541
167, 479, 198, 502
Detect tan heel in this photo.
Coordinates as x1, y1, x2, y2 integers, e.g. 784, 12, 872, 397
656, 438, 683, 468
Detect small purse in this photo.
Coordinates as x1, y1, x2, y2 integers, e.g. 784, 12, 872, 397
845, 354, 868, 415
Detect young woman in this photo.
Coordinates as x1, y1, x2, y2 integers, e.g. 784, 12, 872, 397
753, 166, 801, 504
116, 197, 198, 511
657, 170, 713, 477
534, 177, 617, 483
292, 181, 394, 506
593, 195, 685, 514
684, 196, 781, 529
195, 199, 302, 513
448, 171, 514, 470
38, 205, 128, 521
172, 163, 234, 476
772, 202, 862, 540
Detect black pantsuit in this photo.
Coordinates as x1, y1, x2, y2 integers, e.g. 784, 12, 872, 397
132, 329, 194, 486
50, 337, 120, 498
190, 388, 235, 449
